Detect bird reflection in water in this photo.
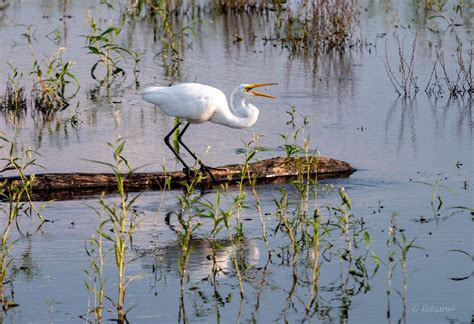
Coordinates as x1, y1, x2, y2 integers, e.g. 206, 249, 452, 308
135, 211, 260, 281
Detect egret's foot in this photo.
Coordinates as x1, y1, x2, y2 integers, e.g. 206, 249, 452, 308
182, 167, 193, 179
199, 164, 217, 183
183, 167, 211, 181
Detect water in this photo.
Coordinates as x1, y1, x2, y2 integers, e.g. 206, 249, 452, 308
0, 1, 472, 323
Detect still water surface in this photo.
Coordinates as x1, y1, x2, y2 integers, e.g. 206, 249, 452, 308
0, 1, 472, 323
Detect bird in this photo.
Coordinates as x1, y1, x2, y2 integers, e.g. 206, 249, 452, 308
141, 82, 277, 179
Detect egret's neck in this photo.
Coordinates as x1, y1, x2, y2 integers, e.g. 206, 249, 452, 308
209, 88, 260, 129
226, 90, 259, 128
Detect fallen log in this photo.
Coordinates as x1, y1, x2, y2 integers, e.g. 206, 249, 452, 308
1, 156, 355, 201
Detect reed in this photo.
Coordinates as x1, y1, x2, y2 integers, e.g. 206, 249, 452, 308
270, 0, 357, 54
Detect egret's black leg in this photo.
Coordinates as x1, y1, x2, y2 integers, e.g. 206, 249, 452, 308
164, 121, 190, 173
177, 122, 216, 183
177, 122, 199, 161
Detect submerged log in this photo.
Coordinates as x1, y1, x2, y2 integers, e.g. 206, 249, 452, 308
1, 156, 355, 201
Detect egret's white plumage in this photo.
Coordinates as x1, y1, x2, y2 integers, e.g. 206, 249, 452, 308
140, 82, 276, 176
141, 82, 276, 128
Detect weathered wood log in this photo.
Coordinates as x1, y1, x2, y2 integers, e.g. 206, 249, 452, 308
1, 156, 355, 201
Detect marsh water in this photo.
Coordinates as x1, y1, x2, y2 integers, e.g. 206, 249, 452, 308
0, 1, 472, 323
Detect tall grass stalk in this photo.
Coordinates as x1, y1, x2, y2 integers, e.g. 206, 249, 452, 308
226, 136, 269, 298
249, 177, 270, 256
397, 233, 421, 324
172, 170, 207, 322
0, 134, 41, 306
386, 213, 397, 323
88, 138, 142, 323
242, 137, 271, 255
307, 208, 321, 310
84, 205, 106, 322
193, 190, 227, 320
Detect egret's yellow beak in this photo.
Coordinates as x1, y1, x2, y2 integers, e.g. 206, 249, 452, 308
246, 83, 278, 99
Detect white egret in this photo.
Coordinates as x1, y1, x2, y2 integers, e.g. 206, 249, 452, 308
141, 82, 277, 177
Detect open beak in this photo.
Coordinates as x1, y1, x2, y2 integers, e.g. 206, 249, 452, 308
247, 83, 278, 99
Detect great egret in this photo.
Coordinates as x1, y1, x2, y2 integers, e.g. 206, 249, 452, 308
141, 82, 277, 177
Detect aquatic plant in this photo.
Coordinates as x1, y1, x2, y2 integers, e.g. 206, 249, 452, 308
397, 232, 421, 324
83, 12, 139, 86
87, 139, 143, 323
425, 45, 473, 98
231, 136, 269, 297
269, 0, 358, 54
123, 0, 272, 15
0, 134, 41, 308
382, 213, 422, 324
0, 63, 28, 119
414, 178, 459, 220
422, 0, 466, 13
424, 0, 448, 11
146, 1, 194, 80
278, 107, 309, 157
46, 27, 62, 44
208, 0, 271, 13
30, 47, 80, 114
385, 35, 419, 98
84, 207, 106, 322
174, 172, 205, 321
115, 0, 186, 81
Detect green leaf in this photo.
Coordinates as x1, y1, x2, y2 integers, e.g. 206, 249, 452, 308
87, 46, 102, 55
90, 61, 100, 80
100, 26, 121, 37
363, 231, 370, 246
83, 158, 115, 169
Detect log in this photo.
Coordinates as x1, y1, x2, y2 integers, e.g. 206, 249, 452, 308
1, 156, 355, 201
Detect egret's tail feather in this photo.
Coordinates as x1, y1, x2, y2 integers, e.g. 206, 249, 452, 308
141, 86, 166, 103
141, 86, 165, 95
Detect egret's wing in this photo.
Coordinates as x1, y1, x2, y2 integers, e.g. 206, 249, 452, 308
142, 83, 227, 123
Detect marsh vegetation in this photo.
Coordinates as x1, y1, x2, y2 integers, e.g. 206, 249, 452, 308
0, 0, 472, 323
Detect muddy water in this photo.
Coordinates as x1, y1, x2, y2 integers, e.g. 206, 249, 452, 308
0, 0, 472, 323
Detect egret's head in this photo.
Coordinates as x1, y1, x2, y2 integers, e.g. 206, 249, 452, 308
241, 83, 277, 99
